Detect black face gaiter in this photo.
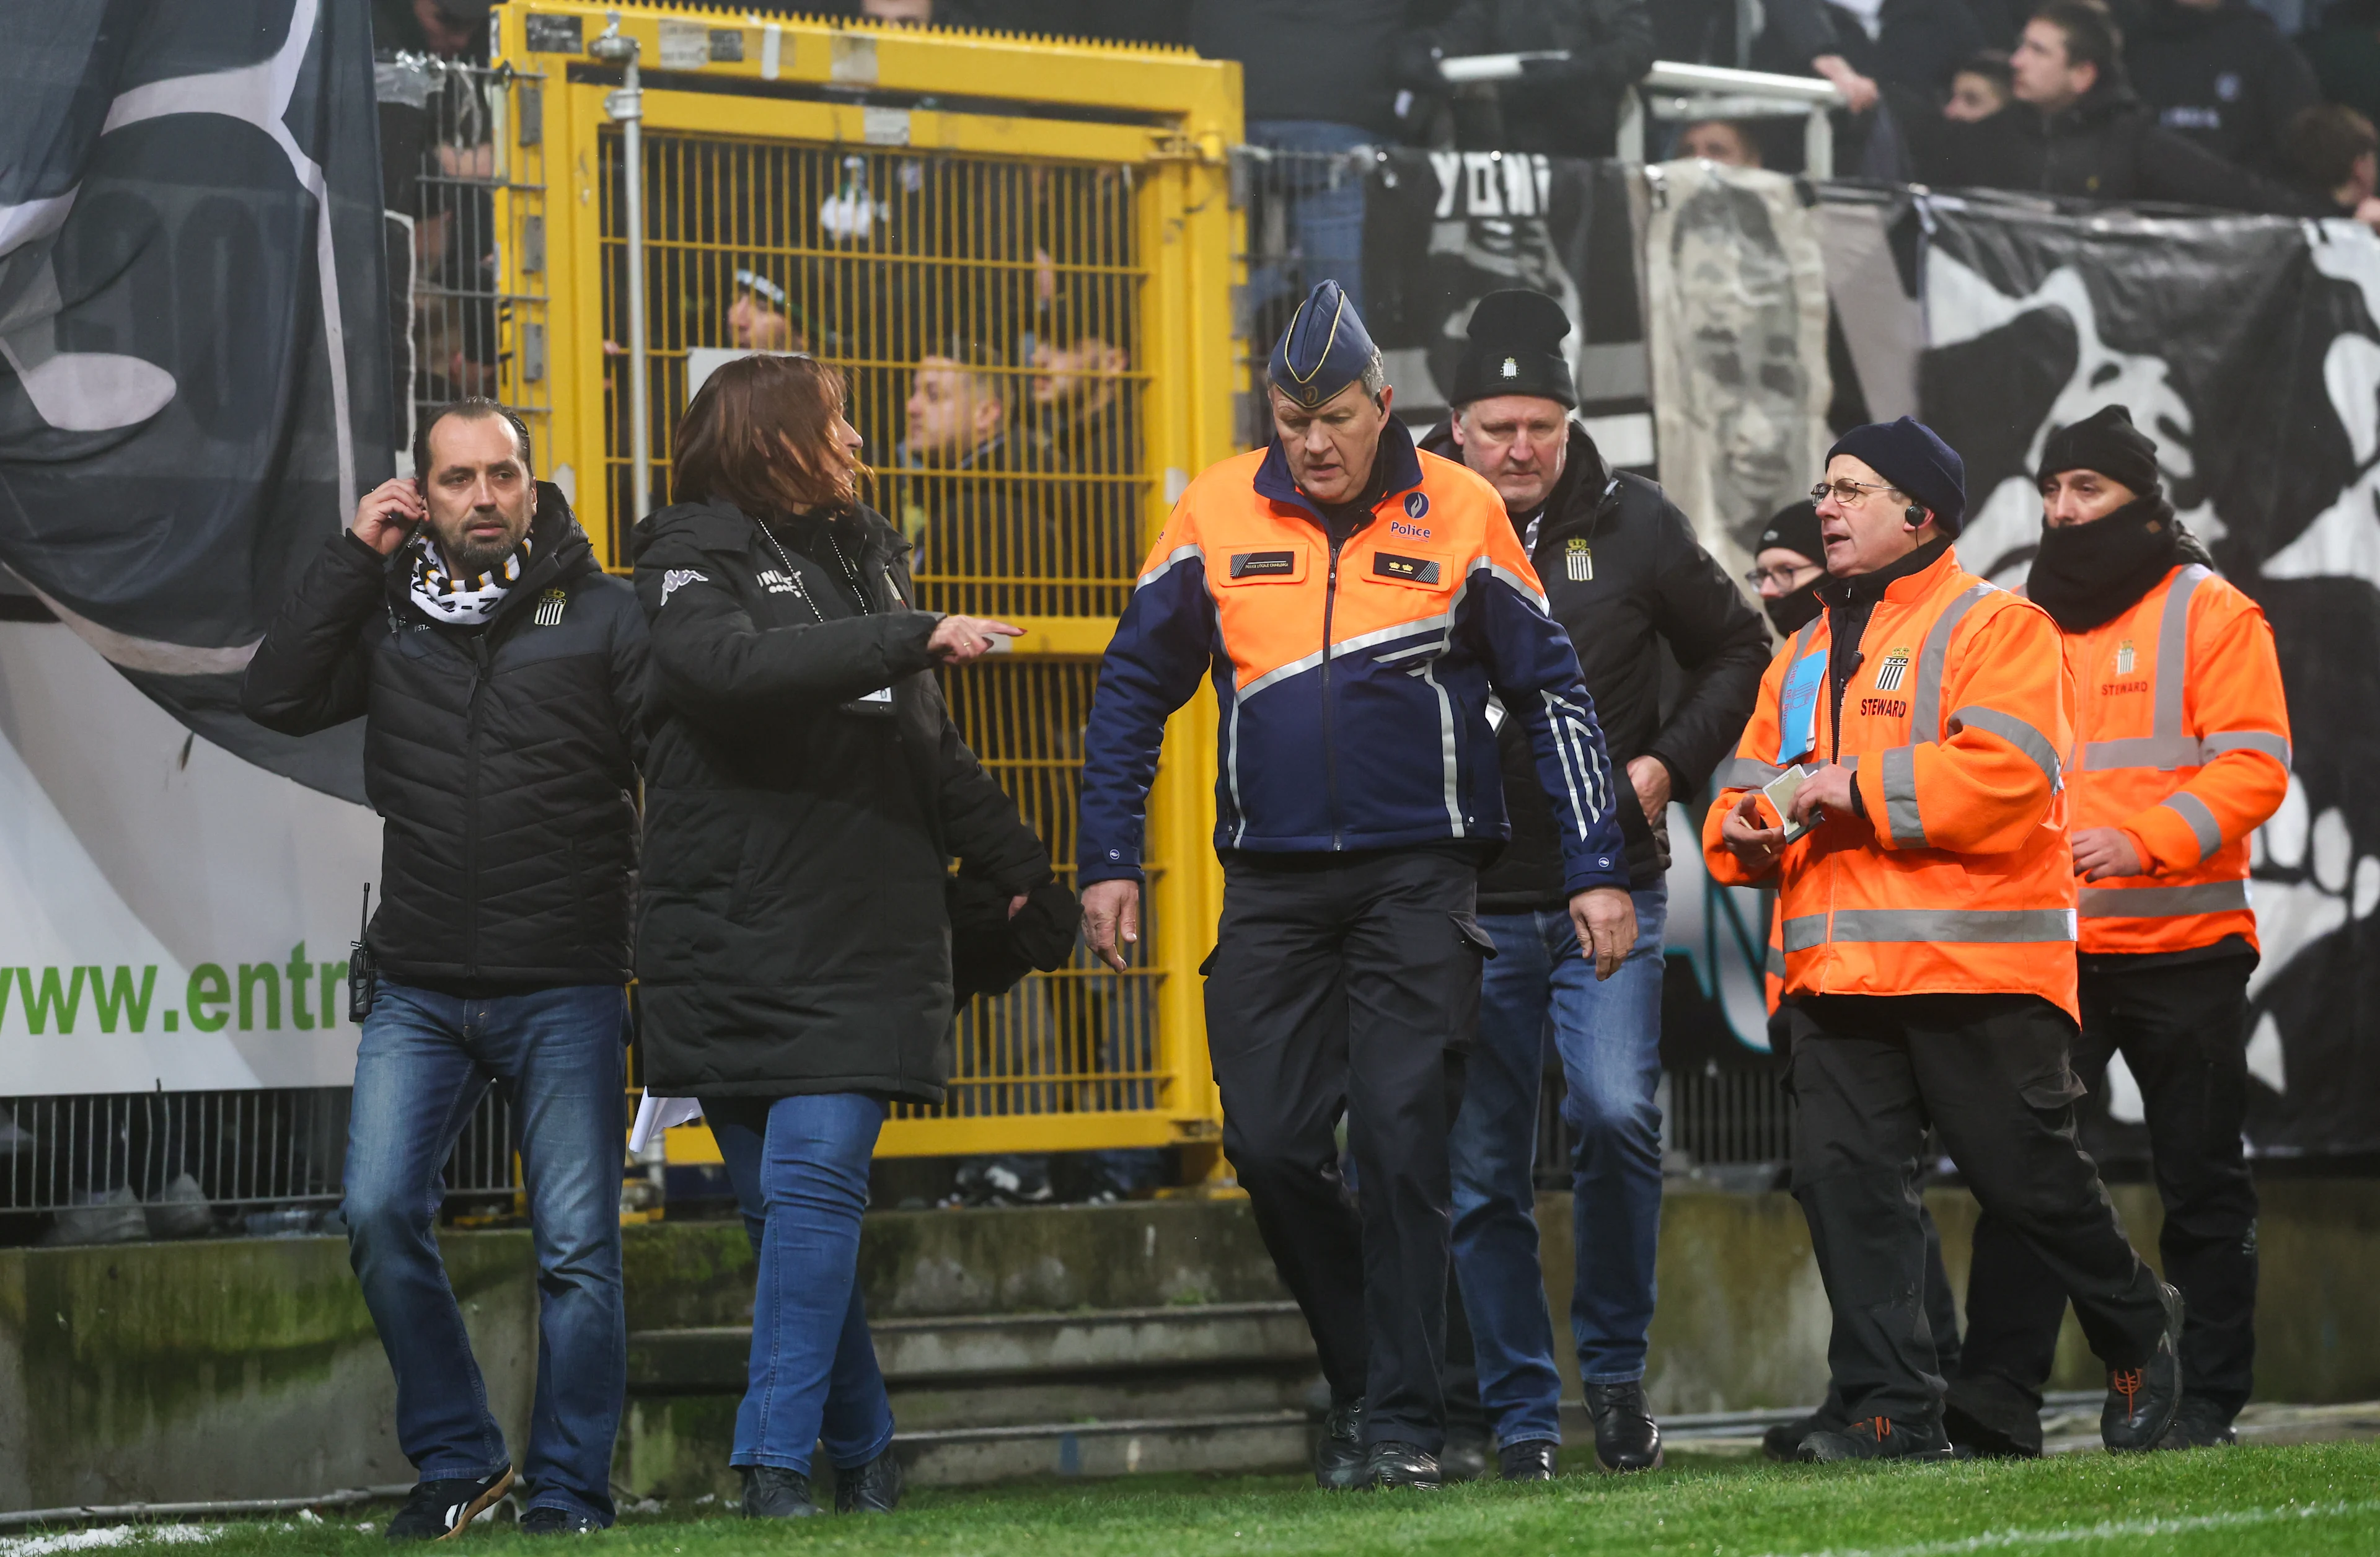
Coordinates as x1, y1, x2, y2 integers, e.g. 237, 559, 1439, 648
2025, 491, 2187, 633
1765, 578, 1824, 637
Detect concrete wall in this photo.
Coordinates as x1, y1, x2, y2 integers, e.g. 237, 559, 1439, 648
2, 1181, 2374, 1509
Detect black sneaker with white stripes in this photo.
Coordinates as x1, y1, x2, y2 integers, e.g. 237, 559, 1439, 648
384, 1465, 515, 1542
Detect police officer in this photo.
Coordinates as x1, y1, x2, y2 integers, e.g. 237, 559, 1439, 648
1703, 416, 2184, 1460
1950, 406, 2290, 1455
1077, 280, 1634, 1489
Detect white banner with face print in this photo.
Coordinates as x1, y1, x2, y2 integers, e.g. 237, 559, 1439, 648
1642, 160, 1834, 588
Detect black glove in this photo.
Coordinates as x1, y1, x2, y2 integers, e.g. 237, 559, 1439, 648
945, 873, 1081, 1006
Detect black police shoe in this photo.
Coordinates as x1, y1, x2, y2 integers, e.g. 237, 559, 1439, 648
2103, 1283, 2186, 1453
519, 1507, 602, 1536
1365, 1440, 1443, 1489
1314, 1398, 1367, 1489
1585, 1381, 1664, 1471
1497, 1439, 1559, 1482
1439, 1427, 1490, 1483
1763, 1405, 1846, 1463
740, 1464, 820, 1518
835, 1445, 906, 1512
384, 1465, 514, 1542
1797, 1416, 1955, 1463
2159, 1395, 2238, 1449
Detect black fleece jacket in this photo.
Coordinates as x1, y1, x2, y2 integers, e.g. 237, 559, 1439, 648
1420, 420, 1770, 905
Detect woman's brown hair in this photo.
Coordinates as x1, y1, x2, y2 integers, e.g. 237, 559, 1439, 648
671, 353, 865, 514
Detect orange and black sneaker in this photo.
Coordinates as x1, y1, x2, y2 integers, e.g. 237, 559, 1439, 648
1796, 1414, 1954, 1463
2102, 1282, 2186, 1452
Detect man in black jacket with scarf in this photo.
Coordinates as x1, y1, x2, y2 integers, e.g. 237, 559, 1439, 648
1418, 293, 1770, 1479
242, 400, 646, 1540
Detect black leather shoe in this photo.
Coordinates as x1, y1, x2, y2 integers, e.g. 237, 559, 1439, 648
1497, 1439, 1559, 1481
1439, 1427, 1490, 1483
1314, 1399, 1367, 1490
1585, 1381, 1664, 1472
1797, 1416, 1954, 1463
2104, 1283, 2186, 1453
835, 1445, 905, 1512
1365, 1440, 1443, 1489
2158, 1395, 2237, 1449
740, 1464, 819, 1518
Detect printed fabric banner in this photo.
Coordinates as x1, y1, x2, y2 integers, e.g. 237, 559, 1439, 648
1918, 192, 2380, 1157
0, 0, 395, 803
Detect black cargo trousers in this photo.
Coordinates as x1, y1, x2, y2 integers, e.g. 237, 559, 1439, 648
1205, 847, 1492, 1453
1954, 953, 2259, 1448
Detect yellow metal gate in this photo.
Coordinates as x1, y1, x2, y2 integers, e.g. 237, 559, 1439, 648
490, 5, 1241, 1160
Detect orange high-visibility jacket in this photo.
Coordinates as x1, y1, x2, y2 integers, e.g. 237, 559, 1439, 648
2059, 563, 2290, 955
1702, 547, 2081, 1018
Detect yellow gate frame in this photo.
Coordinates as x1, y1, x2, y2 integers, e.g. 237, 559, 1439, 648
489, 4, 1241, 1163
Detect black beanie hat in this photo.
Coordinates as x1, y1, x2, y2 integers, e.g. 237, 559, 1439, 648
1450, 289, 1576, 408
1827, 416, 1967, 536
2038, 404, 2162, 497
1755, 499, 1825, 564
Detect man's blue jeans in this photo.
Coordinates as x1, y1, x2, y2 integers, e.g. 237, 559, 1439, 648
1447, 885, 1668, 1447
709, 1093, 896, 1477
1247, 120, 1372, 316
342, 981, 628, 1524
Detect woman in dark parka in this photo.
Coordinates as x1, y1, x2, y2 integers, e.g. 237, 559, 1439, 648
632, 354, 1054, 1517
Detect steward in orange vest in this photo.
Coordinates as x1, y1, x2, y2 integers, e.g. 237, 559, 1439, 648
1076, 281, 1636, 1491
1703, 417, 2180, 1462
1953, 405, 2290, 1457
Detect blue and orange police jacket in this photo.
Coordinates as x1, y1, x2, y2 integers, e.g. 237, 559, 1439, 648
1077, 421, 1629, 894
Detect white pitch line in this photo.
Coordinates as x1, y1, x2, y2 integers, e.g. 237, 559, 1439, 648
1748, 1499, 2380, 1557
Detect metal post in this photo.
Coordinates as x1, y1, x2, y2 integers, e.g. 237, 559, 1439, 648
591, 15, 650, 521
1616, 86, 1644, 165
1805, 104, 1833, 180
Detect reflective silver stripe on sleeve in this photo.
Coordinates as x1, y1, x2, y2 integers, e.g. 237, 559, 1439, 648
2081, 734, 2203, 772
2199, 730, 2292, 768
2161, 792, 2224, 861
1137, 542, 1205, 589
1422, 659, 1462, 830
1881, 744, 1926, 849
1782, 915, 1830, 952
2078, 879, 2249, 919
1718, 757, 1785, 789
1910, 583, 1995, 739
1765, 942, 1786, 976
1470, 555, 1549, 612
2153, 565, 2210, 751
1827, 907, 2078, 943
1949, 704, 2063, 790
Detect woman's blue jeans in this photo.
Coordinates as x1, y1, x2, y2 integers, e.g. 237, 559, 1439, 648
708, 1093, 896, 1476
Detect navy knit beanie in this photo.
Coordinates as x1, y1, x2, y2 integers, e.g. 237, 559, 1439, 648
1826, 416, 1967, 536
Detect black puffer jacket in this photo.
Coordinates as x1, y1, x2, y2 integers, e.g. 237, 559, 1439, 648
241, 485, 646, 986
630, 499, 1051, 1103
2127, 0, 2319, 177
1188, 0, 1416, 133
1418, 421, 1768, 903
1932, 84, 2327, 212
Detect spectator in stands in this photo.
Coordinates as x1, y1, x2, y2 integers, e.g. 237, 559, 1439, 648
1758, 0, 1988, 105
897, 350, 1016, 562
1947, 50, 2015, 118
1677, 117, 1765, 164
728, 270, 808, 353
371, 0, 488, 58
1405, 0, 1657, 158
243, 402, 647, 1539
860, 0, 936, 22
2283, 101, 2380, 213
2126, 0, 2321, 177
2303, 0, 2380, 133
1930, 0, 2329, 210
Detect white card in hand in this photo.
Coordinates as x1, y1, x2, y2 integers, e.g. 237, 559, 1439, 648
1763, 763, 1814, 845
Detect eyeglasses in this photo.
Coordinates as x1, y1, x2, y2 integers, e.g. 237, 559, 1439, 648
1742, 563, 1822, 591
1810, 478, 1903, 508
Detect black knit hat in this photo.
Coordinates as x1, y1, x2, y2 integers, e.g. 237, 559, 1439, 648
1827, 417, 1967, 535
2038, 404, 2162, 497
1450, 290, 1576, 409
1756, 500, 1825, 563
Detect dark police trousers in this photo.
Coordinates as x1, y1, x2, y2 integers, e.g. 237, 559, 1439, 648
1955, 954, 2257, 1445
1205, 848, 1486, 1452
1783, 992, 2168, 1428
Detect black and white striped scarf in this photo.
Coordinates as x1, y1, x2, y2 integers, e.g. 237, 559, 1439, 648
408, 530, 532, 625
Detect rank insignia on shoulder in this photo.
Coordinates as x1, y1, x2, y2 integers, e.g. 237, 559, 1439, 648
1373, 552, 1441, 585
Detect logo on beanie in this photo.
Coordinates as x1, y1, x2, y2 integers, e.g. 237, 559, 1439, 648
1501, 357, 1518, 379
1403, 492, 1430, 520
1873, 648, 1912, 693
2116, 640, 2136, 676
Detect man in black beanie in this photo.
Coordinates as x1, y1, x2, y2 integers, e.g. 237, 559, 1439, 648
1749, 500, 1828, 637
1949, 404, 2290, 1455
1704, 415, 2184, 1462
1417, 289, 1769, 1479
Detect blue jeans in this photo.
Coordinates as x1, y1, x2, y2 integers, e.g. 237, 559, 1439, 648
342, 980, 628, 1523
710, 1094, 896, 1476
1248, 120, 1371, 317
1447, 885, 1668, 1445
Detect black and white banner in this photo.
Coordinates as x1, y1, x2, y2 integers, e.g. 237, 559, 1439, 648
1916, 195, 2380, 1158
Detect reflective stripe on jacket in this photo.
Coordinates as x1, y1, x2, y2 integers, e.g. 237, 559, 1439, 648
2061, 563, 2290, 955
1077, 423, 1629, 894
1702, 546, 2081, 1018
